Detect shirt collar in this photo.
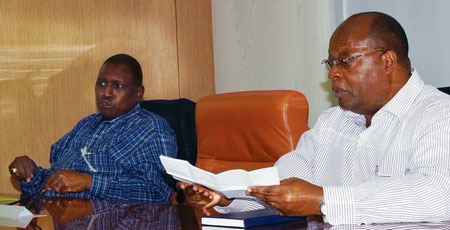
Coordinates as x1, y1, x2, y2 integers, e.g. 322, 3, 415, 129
342, 68, 423, 126
94, 103, 142, 123
342, 108, 366, 128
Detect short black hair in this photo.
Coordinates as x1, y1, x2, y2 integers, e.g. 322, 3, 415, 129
102, 54, 143, 86
351, 12, 410, 64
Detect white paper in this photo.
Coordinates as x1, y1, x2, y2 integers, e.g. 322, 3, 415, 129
0, 216, 33, 228
0, 205, 46, 220
160, 156, 280, 199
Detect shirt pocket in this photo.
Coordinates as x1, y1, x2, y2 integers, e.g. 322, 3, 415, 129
375, 151, 409, 179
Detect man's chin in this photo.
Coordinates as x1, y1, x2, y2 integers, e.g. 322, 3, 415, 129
99, 109, 117, 120
338, 100, 355, 112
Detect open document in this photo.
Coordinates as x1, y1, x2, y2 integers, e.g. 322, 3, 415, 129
160, 156, 280, 199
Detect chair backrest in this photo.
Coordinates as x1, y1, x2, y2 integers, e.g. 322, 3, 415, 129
438, 87, 450, 96
140, 98, 197, 204
140, 99, 197, 166
195, 90, 309, 173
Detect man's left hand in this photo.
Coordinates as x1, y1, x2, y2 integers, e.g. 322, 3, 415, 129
247, 177, 323, 216
43, 198, 94, 224
43, 169, 93, 194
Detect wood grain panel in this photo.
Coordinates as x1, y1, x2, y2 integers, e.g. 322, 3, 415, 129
0, 0, 181, 194
176, 0, 215, 101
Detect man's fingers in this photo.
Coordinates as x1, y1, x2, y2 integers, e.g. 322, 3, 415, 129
43, 182, 54, 192
184, 185, 198, 196
22, 165, 34, 182
246, 186, 269, 195
25, 165, 35, 180
202, 207, 211, 216
44, 174, 57, 192
249, 192, 266, 201
184, 184, 205, 196
9, 165, 22, 180
188, 192, 211, 203
15, 165, 25, 179
204, 194, 221, 208
176, 181, 184, 190
248, 185, 282, 196
192, 184, 200, 192
23, 165, 31, 179
176, 181, 190, 190
246, 186, 270, 199
9, 156, 37, 181
59, 185, 68, 194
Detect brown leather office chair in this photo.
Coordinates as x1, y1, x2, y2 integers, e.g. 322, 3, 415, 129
195, 90, 309, 173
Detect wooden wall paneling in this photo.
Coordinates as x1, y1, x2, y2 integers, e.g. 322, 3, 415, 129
0, 0, 181, 194
176, 0, 215, 101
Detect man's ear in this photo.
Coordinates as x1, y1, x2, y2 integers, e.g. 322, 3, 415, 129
136, 86, 145, 100
382, 50, 397, 75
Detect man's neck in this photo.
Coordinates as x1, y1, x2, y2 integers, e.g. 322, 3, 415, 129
364, 114, 373, 127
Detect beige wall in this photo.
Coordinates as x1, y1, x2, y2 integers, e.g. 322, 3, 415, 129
0, 0, 214, 194
211, 0, 338, 127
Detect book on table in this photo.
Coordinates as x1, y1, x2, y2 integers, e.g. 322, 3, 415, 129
159, 155, 279, 199
201, 208, 306, 228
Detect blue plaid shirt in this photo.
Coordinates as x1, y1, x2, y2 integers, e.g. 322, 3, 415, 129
21, 104, 177, 203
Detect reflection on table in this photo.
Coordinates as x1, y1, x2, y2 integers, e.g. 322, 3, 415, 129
1, 194, 449, 230
43, 199, 199, 230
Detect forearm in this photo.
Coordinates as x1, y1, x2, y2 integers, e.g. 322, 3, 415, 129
324, 173, 450, 225
89, 173, 172, 202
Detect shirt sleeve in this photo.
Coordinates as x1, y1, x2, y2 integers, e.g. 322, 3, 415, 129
324, 116, 450, 225
20, 118, 85, 194
20, 167, 52, 194
89, 119, 178, 203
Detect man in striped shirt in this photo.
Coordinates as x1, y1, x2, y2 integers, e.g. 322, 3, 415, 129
179, 12, 450, 225
9, 54, 177, 202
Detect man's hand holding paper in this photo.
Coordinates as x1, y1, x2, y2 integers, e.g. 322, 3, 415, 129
160, 156, 279, 199
176, 181, 227, 215
161, 156, 280, 215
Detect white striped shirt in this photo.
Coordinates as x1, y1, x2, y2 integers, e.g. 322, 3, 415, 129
215, 69, 450, 225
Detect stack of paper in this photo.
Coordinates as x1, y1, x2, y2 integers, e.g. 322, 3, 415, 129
202, 208, 306, 228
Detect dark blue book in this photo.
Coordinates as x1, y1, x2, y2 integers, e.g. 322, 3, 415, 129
201, 208, 306, 228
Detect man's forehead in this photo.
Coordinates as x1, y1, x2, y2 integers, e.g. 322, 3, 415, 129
329, 17, 375, 55
98, 63, 133, 80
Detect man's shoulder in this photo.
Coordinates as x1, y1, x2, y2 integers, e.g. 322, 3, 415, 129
128, 109, 174, 134
317, 106, 348, 122
312, 106, 361, 130
419, 85, 450, 107
414, 85, 450, 120
134, 108, 169, 124
74, 113, 101, 127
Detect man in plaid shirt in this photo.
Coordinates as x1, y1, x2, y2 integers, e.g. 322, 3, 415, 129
9, 54, 177, 203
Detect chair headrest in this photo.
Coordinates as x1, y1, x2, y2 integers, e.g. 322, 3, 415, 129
196, 90, 309, 173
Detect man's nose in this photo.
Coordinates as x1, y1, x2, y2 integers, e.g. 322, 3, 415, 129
328, 65, 343, 81
104, 85, 114, 96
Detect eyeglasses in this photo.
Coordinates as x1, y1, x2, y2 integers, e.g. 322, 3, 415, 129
321, 48, 386, 71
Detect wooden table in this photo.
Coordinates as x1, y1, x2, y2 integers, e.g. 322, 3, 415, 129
0, 194, 448, 229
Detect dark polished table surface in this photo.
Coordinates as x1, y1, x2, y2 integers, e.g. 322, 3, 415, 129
0, 194, 449, 229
